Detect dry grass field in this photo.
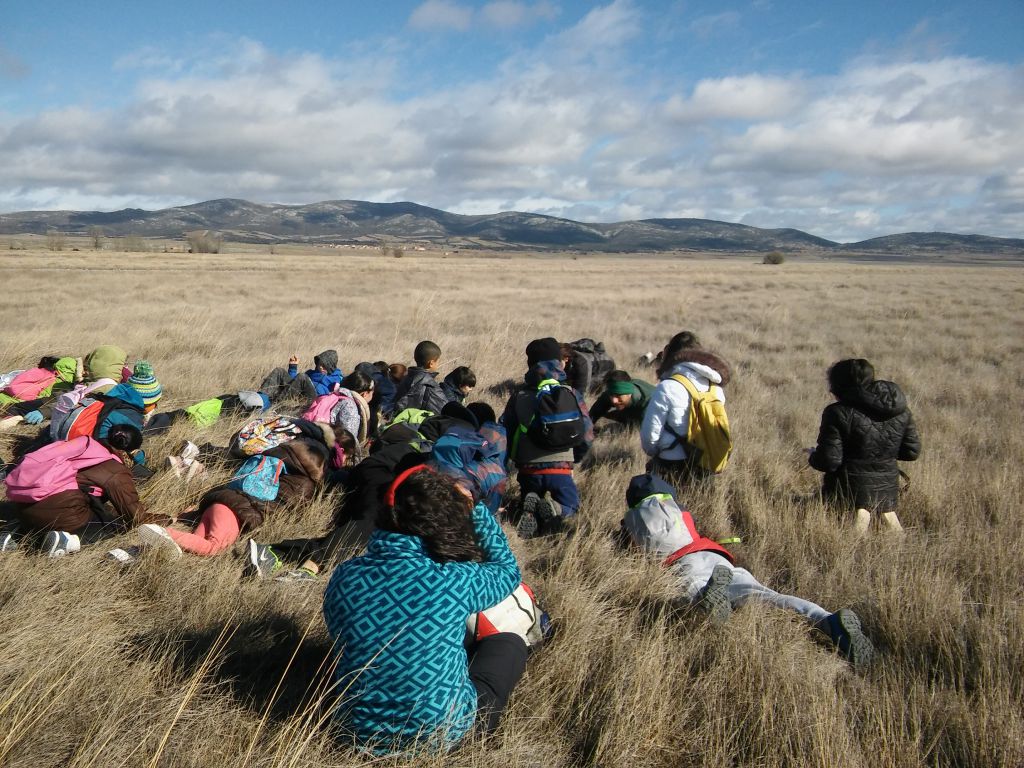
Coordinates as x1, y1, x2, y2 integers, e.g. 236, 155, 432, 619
0, 247, 1022, 768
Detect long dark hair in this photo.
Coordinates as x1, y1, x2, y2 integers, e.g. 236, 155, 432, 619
656, 331, 702, 379
377, 469, 482, 563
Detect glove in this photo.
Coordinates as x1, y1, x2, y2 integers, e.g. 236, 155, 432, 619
132, 449, 146, 466
23, 410, 43, 425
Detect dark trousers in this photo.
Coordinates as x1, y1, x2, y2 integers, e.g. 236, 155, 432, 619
271, 516, 376, 569
518, 471, 580, 517
469, 632, 528, 734
1, 397, 46, 417
258, 368, 317, 404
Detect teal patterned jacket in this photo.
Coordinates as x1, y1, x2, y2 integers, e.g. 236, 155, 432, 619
322, 502, 520, 753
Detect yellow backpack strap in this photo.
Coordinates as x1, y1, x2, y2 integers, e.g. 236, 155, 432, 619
669, 373, 698, 397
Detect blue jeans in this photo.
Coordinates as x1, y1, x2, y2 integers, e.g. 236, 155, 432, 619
518, 472, 580, 517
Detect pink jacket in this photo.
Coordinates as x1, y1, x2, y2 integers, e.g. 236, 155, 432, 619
2, 367, 58, 400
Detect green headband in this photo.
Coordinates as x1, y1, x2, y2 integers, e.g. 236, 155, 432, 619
608, 380, 634, 396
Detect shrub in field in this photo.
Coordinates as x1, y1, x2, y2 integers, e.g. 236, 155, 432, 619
186, 231, 223, 254
763, 251, 786, 264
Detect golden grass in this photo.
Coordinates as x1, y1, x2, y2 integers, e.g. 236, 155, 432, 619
1, 247, 1023, 767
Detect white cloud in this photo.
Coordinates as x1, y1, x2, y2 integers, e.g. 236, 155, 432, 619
0, 16, 1022, 242
689, 11, 741, 39
667, 75, 804, 121
408, 0, 473, 31
480, 1, 559, 29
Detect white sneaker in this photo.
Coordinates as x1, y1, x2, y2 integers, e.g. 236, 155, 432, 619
179, 441, 200, 463
137, 524, 184, 558
0, 415, 25, 432
0, 531, 17, 553
43, 530, 81, 558
106, 546, 142, 563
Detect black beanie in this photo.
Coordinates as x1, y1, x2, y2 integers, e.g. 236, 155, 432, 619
525, 337, 561, 365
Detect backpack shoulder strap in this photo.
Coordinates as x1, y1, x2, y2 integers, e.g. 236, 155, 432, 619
669, 373, 699, 397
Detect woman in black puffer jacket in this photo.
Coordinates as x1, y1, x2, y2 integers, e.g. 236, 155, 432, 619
809, 359, 920, 524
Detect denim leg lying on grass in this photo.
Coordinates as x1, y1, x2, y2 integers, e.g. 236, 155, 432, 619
165, 503, 240, 556
670, 550, 831, 623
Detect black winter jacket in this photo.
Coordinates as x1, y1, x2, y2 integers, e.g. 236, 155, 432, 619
809, 380, 921, 512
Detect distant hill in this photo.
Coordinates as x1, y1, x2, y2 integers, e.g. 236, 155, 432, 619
0, 198, 1021, 257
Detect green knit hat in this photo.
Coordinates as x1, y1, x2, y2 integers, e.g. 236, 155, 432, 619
128, 360, 162, 406
608, 379, 634, 396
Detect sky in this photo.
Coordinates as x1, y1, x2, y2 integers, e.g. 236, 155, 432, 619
1, 1, 1022, 241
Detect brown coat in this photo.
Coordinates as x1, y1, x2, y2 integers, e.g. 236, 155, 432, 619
15, 459, 151, 533
197, 437, 329, 531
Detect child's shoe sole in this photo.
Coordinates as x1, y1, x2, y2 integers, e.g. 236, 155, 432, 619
138, 524, 184, 558
699, 564, 734, 624
835, 608, 875, 668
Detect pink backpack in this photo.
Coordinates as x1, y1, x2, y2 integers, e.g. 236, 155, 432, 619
301, 392, 348, 423
2, 368, 57, 400
4, 436, 119, 503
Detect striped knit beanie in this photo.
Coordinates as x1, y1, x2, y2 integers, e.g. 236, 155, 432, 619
128, 360, 162, 406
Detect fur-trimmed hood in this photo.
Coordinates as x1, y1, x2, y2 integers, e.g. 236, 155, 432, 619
660, 350, 731, 386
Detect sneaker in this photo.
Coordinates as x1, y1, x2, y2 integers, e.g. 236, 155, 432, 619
42, 530, 81, 558
0, 415, 24, 432
137, 523, 184, 558
516, 493, 540, 539
274, 567, 319, 583
0, 531, 17, 553
179, 441, 200, 463
698, 564, 734, 624
535, 492, 564, 535
247, 539, 282, 579
105, 545, 143, 563
820, 609, 876, 668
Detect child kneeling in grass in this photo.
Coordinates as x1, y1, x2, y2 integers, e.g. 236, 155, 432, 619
620, 472, 876, 668
323, 467, 526, 755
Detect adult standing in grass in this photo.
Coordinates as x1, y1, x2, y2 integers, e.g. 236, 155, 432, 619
640, 331, 731, 491
322, 468, 524, 755
808, 358, 921, 532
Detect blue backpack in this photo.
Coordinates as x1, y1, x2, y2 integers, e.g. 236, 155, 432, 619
228, 455, 285, 502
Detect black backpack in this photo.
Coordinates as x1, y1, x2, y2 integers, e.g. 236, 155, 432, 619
569, 338, 616, 381
524, 380, 585, 451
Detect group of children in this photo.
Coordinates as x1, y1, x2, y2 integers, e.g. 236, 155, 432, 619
0, 331, 921, 756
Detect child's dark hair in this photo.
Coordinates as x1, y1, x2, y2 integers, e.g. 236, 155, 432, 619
373, 360, 390, 375
341, 370, 374, 394
37, 356, 60, 370
828, 359, 875, 398
604, 369, 631, 386
448, 366, 476, 389
466, 401, 496, 426
332, 426, 358, 465
388, 363, 408, 381
656, 331, 702, 378
104, 424, 143, 453
413, 340, 442, 368
378, 470, 482, 563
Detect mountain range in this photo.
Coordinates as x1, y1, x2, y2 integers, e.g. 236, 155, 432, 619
1, 198, 1021, 256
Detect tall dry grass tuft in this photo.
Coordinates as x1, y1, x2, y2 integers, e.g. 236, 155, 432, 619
0, 248, 1022, 767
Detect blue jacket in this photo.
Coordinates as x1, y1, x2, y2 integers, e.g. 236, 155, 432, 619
288, 362, 342, 397
323, 503, 520, 753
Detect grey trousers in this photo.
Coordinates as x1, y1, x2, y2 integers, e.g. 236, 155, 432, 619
671, 550, 831, 623
258, 368, 317, 403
